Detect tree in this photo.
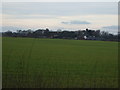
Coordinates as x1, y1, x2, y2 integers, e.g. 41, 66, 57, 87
3, 31, 13, 37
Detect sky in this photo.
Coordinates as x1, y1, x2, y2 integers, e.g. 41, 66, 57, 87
1, 2, 118, 34
2, 0, 120, 2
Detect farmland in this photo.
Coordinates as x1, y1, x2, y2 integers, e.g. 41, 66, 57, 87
2, 37, 118, 88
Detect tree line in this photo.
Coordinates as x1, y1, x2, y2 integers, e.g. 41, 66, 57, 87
2, 28, 120, 42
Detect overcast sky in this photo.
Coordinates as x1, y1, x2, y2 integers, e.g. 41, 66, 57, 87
1, 2, 118, 34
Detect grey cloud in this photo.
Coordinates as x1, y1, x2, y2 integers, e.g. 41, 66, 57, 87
6, 15, 59, 19
1, 26, 27, 32
61, 20, 91, 25
101, 25, 118, 34
102, 25, 118, 29
2, 2, 117, 16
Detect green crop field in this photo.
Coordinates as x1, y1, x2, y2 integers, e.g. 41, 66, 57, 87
2, 37, 118, 88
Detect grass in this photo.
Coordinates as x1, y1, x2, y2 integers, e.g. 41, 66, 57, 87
2, 37, 118, 88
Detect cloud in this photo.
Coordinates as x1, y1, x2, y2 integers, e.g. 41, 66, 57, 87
1, 26, 27, 32
102, 25, 118, 29
61, 20, 91, 25
2, 2, 117, 16
101, 25, 118, 34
